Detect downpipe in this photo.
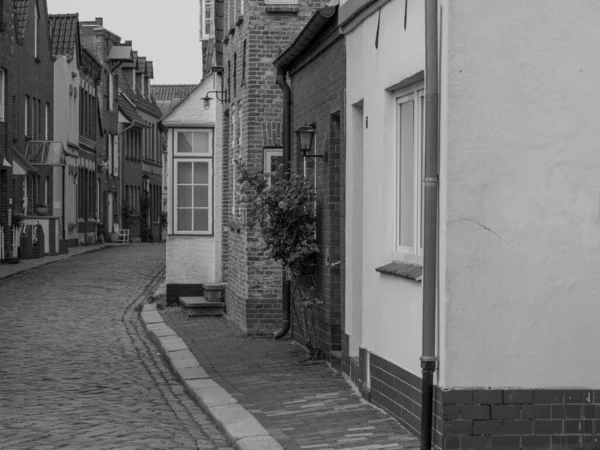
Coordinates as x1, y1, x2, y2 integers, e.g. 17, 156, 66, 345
421, 1, 440, 449
273, 64, 292, 340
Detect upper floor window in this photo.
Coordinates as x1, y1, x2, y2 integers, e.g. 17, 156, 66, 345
0, 69, 5, 122
108, 73, 114, 112
175, 130, 212, 156
200, 0, 214, 41
24, 95, 29, 136
395, 83, 425, 258
34, 1, 40, 58
44, 102, 49, 139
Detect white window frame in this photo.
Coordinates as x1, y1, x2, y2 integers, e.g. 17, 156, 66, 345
0, 69, 5, 122
108, 73, 114, 112
174, 158, 213, 235
34, 1, 39, 58
200, 0, 214, 41
44, 102, 49, 139
394, 83, 425, 260
263, 148, 282, 186
264, 0, 298, 4
24, 96, 29, 136
174, 129, 214, 157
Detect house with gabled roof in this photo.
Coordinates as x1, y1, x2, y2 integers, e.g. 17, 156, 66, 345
1, 0, 65, 260
159, 72, 223, 302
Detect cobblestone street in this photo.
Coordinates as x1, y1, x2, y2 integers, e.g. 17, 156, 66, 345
0, 245, 230, 450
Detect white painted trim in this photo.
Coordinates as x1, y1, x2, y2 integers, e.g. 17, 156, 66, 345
173, 128, 213, 157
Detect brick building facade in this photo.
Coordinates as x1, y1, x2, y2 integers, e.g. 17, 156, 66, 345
274, 5, 345, 359
219, 0, 328, 334
1, 0, 55, 258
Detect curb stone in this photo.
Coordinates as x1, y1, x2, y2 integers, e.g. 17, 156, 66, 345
140, 286, 284, 450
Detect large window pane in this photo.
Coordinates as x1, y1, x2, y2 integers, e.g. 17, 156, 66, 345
193, 162, 209, 184
192, 132, 210, 153
178, 132, 193, 153
177, 209, 192, 231
194, 209, 209, 231
398, 100, 415, 248
178, 185, 192, 207
194, 186, 209, 207
178, 162, 192, 183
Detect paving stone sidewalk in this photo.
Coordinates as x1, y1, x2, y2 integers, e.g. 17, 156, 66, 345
160, 310, 420, 450
0, 242, 122, 280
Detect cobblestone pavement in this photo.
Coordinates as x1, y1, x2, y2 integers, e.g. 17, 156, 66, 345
162, 312, 420, 450
0, 244, 231, 450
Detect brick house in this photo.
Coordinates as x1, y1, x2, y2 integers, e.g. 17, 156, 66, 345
212, 0, 329, 334
80, 18, 132, 241
0, 0, 57, 259
273, 5, 345, 360
117, 46, 163, 243
341, 0, 600, 449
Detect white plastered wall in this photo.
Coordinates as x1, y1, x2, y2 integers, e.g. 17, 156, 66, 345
344, 0, 427, 377
443, 0, 600, 389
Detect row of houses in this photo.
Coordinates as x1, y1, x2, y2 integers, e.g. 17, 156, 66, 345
164, 0, 600, 449
0, 1, 164, 262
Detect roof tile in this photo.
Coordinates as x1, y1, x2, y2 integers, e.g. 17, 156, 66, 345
13, 0, 30, 45
150, 85, 197, 102
48, 14, 80, 60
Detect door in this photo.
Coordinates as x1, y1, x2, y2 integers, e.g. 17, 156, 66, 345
107, 193, 113, 234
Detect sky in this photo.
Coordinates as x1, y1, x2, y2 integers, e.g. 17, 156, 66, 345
47, 0, 204, 85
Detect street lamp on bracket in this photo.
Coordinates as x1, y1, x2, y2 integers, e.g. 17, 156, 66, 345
295, 123, 327, 162
201, 90, 230, 110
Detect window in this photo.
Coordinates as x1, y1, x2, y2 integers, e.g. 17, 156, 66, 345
175, 130, 212, 155
175, 160, 212, 234
233, 53, 237, 98
227, 61, 231, 103
108, 73, 114, 111
265, 0, 297, 3
200, 0, 214, 41
44, 102, 49, 139
240, 0, 244, 15
34, 1, 39, 58
241, 40, 246, 87
24, 96, 29, 135
395, 84, 425, 256
0, 69, 4, 122
45, 177, 48, 205
263, 148, 282, 186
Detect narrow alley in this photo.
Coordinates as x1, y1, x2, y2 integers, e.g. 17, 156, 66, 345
0, 245, 230, 450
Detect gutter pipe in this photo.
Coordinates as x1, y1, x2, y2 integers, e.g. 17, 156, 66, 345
273, 64, 292, 340
420, 1, 440, 449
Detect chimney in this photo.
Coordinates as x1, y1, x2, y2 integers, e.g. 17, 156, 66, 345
125, 40, 132, 46
95, 17, 103, 26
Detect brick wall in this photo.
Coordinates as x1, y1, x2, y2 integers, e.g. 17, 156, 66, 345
286, 17, 346, 356
0, 0, 54, 256
221, 0, 328, 334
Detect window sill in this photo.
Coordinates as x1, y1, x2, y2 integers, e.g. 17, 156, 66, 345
375, 261, 422, 282
265, 5, 299, 13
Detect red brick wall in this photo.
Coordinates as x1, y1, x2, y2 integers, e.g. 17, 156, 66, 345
221, 0, 328, 334
287, 21, 346, 355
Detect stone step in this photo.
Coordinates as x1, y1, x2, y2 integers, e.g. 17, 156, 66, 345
180, 296, 225, 317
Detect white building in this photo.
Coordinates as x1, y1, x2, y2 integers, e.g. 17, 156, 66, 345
161, 73, 223, 299
341, 0, 600, 448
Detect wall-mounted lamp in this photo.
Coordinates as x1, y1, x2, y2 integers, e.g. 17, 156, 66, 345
201, 90, 229, 110
142, 173, 150, 192
295, 123, 327, 162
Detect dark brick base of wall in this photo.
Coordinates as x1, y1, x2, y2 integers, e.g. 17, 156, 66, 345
166, 284, 204, 302
341, 344, 600, 449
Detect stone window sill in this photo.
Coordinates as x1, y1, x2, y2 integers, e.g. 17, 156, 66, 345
375, 261, 422, 282
266, 5, 299, 13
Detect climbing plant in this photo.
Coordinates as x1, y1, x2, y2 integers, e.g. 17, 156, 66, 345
238, 163, 323, 360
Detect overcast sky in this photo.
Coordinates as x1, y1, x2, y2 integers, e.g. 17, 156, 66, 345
47, 0, 204, 85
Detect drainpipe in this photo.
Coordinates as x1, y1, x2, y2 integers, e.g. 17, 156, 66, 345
420, 1, 440, 449
273, 64, 292, 340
